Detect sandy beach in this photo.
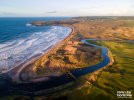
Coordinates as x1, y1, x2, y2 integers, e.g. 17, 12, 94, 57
2, 26, 74, 83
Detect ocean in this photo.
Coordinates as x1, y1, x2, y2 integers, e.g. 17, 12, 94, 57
0, 17, 71, 72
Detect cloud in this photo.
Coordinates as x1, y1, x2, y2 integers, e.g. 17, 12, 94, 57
46, 11, 57, 13
131, 5, 134, 7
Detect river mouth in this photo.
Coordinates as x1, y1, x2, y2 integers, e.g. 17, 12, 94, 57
0, 26, 72, 73
0, 39, 110, 97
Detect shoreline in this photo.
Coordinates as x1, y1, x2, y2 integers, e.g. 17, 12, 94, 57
0, 19, 113, 96
0, 38, 112, 97
1, 25, 74, 82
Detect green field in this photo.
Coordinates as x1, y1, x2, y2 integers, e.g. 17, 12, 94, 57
64, 40, 134, 100
1, 41, 134, 100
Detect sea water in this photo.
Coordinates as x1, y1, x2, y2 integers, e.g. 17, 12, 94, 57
0, 17, 71, 72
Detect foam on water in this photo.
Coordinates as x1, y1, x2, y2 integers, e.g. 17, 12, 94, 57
0, 26, 71, 72
26, 23, 32, 27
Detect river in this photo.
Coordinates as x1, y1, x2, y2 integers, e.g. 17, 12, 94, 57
0, 39, 110, 97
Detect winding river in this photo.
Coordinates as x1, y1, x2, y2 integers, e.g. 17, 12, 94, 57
0, 39, 110, 97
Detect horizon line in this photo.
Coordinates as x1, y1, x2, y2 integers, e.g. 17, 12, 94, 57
0, 15, 134, 18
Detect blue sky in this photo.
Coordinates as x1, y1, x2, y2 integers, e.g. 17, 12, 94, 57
0, 0, 134, 17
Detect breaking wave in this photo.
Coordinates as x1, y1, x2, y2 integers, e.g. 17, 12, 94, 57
0, 26, 71, 72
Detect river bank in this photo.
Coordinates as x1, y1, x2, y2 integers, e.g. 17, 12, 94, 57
0, 38, 112, 98
0, 18, 112, 97
17, 23, 102, 82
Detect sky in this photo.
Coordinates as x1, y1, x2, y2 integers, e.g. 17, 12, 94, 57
0, 0, 134, 17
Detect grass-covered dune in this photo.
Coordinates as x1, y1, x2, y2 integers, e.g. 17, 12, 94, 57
20, 41, 102, 81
